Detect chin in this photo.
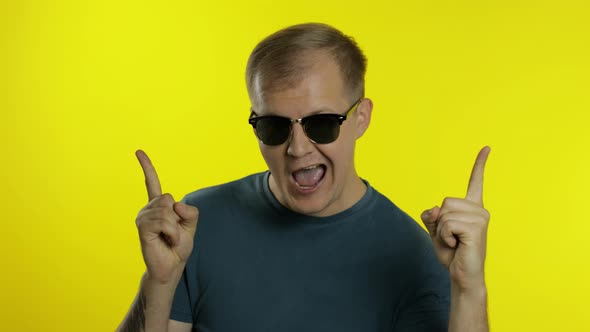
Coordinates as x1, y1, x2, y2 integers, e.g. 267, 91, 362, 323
271, 170, 341, 217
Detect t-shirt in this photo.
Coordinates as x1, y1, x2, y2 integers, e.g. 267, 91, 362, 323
170, 171, 450, 331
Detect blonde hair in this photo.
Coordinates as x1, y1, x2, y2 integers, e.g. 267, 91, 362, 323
246, 23, 367, 100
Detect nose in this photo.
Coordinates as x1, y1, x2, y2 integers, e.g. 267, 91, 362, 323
287, 122, 314, 158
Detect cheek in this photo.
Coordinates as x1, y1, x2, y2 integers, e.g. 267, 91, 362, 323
324, 135, 356, 171
259, 145, 284, 170
339, 126, 358, 152
320, 143, 353, 170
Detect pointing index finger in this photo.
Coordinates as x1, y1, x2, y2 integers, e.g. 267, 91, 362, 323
465, 146, 491, 205
135, 149, 162, 202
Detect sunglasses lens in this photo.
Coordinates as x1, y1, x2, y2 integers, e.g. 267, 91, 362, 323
255, 117, 291, 145
303, 115, 341, 144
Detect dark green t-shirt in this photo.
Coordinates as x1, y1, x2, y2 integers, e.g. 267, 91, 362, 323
170, 172, 450, 331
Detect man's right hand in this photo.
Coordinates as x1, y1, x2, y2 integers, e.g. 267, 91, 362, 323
134, 149, 199, 284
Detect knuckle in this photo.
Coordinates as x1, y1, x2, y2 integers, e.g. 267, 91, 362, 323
135, 210, 150, 227
151, 193, 174, 207
161, 193, 175, 204
479, 215, 489, 224
441, 197, 454, 211
443, 196, 456, 204
135, 210, 146, 222
439, 213, 450, 224
136, 217, 152, 233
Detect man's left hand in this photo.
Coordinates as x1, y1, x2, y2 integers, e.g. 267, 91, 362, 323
420, 146, 491, 291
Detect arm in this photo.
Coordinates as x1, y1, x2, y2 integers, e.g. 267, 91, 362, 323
116, 272, 192, 332
449, 283, 488, 332
117, 150, 198, 332
420, 146, 492, 331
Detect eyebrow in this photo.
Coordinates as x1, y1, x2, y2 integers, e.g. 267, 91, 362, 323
252, 106, 337, 117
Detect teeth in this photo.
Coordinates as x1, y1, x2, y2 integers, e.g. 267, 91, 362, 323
296, 183, 313, 189
302, 165, 321, 170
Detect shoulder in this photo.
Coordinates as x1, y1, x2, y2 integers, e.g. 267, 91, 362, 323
181, 172, 265, 208
368, 187, 450, 294
364, 185, 441, 274
368, 186, 431, 244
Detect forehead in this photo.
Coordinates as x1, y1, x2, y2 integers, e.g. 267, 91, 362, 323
251, 52, 349, 117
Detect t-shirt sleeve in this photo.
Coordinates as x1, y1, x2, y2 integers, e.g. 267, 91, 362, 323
392, 246, 451, 332
169, 195, 199, 324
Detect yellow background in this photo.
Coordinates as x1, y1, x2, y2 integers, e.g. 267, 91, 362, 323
1, 0, 588, 330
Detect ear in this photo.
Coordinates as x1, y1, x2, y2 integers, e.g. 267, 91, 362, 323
355, 98, 373, 139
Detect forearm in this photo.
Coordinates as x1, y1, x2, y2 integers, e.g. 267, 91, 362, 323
448, 282, 489, 332
116, 271, 181, 332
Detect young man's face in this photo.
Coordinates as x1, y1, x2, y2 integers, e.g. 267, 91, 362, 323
249, 51, 372, 217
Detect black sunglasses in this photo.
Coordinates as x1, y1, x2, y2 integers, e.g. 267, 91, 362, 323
248, 99, 362, 146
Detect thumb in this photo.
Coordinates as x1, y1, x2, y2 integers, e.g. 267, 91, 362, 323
174, 202, 199, 229
420, 206, 440, 236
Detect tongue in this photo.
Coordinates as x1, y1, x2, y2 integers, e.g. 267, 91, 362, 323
293, 166, 325, 187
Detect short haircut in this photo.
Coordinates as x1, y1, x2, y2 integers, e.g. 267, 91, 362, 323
246, 23, 367, 101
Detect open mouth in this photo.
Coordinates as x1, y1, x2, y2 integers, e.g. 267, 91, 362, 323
292, 164, 326, 190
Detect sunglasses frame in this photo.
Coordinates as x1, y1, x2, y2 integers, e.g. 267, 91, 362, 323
248, 98, 362, 145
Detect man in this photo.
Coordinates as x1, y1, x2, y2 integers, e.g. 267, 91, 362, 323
117, 23, 491, 332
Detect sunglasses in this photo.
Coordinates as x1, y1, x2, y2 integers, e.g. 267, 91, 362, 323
248, 98, 362, 146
